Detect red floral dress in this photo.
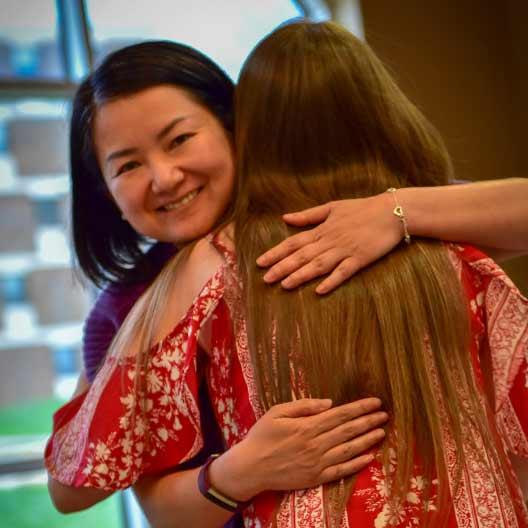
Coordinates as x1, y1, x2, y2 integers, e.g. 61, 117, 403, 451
45, 239, 528, 527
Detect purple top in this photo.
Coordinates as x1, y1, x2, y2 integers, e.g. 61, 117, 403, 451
82, 243, 242, 527
83, 243, 177, 382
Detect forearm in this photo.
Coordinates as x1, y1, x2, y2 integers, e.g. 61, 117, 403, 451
133, 398, 387, 526
401, 178, 528, 253
48, 477, 114, 513
133, 467, 235, 528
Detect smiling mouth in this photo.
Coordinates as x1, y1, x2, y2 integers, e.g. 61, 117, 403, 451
159, 189, 200, 212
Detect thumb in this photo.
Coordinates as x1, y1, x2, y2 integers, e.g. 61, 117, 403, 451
283, 203, 332, 226
271, 398, 333, 418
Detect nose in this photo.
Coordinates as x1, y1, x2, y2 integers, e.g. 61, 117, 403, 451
150, 158, 184, 194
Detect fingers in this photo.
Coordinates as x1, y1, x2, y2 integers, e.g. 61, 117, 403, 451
310, 398, 383, 435
317, 427, 387, 484
263, 244, 334, 285
270, 398, 333, 418
257, 229, 322, 270
318, 411, 388, 452
282, 203, 332, 227
279, 249, 344, 289
322, 427, 385, 469
264, 243, 323, 285
315, 257, 361, 295
318, 453, 376, 484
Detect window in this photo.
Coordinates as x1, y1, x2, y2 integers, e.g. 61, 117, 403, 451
0, 2, 303, 527
0, 0, 64, 81
86, 0, 301, 79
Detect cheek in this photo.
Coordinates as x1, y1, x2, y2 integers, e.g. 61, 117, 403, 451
211, 155, 235, 193
199, 136, 234, 188
109, 179, 143, 213
108, 189, 130, 215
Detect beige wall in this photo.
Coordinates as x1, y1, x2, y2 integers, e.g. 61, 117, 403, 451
357, 0, 527, 293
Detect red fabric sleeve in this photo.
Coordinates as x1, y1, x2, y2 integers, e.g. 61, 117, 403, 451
45, 268, 226, 490
45, 321, 205, 490
456, 244, 528, 458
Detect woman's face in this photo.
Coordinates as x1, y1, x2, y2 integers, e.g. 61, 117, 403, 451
93, 85, 235, 245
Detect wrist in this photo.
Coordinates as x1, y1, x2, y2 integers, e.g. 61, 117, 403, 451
208, 443, 262, 502
396, 186, 429, 237
377, 190, 405, 242
386, 187, 411, 244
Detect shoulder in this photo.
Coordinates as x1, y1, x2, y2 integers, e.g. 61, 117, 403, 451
150, 235, 227, 344
181, 226, 234, 288
181, 236, 225, 295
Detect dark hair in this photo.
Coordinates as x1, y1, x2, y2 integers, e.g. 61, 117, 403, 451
70, 40, 235, 288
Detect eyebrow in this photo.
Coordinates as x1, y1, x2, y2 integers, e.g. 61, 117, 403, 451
105, 116, 189, 166
156, 116, 188, 141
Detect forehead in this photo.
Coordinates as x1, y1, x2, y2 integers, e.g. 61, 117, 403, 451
93, 85, 212, 151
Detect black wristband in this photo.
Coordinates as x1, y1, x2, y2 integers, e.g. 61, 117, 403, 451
197, 454, 251, 513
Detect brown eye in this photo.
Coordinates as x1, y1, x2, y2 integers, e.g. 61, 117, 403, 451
170, 133, 194, 149
115, 160, 140, 177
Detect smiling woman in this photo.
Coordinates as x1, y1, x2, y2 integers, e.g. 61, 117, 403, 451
44, 23, 528, 528
93, 85, 235, 246
47, 40, 391, 528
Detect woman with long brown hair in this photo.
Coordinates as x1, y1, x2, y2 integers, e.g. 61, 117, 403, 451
233, 20, 528, 526
46, 20, 528, 527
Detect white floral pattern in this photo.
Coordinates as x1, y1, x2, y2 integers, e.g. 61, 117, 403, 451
45, 242, 528, 527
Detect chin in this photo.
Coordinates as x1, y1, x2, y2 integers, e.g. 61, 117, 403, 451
160, 220, 218, 246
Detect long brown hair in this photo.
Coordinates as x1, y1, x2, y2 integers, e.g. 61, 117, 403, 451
234, 20, 515, 526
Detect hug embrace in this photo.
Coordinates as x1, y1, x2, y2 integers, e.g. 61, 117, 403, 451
46, 19, 528, 528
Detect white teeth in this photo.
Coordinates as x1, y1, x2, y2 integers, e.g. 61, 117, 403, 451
163, 189, 199, 211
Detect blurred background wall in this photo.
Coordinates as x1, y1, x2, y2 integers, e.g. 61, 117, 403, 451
329, 0, 527, 292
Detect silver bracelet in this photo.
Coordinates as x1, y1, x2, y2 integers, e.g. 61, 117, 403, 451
386, 188, 411, 244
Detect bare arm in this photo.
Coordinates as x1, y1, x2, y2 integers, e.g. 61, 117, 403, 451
133, 468, 233, 528
47, 477, 114, 514
257, 178, 528, 293
134, 398, 387, 528
402, 178, 528, 255
48, 397, 386, 520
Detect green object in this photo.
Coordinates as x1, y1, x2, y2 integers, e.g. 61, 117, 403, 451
0, 398, 63, 436
0, 485, 122, 528
0, 399, 123, 527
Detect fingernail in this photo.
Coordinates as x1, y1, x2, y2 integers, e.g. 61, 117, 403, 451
256, 256, 267, 266
371, 398, 382, 408
281, 279, 292, 289
263, 272, 275, 283
315, 285, 328, 295
319, 398, 332, 409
